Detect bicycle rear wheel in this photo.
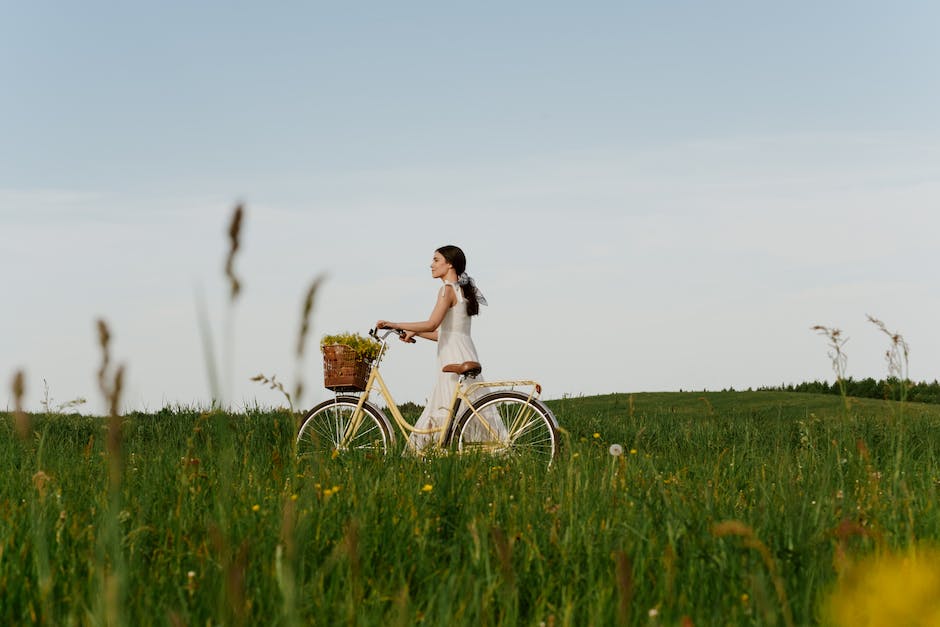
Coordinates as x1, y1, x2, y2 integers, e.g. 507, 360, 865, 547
454, 391, 560, 467
297, 396, 394, 456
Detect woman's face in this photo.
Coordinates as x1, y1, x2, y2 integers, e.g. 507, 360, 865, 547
430, 251, 452, 279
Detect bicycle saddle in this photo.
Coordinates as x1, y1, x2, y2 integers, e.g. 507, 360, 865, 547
442, 361, 482, 377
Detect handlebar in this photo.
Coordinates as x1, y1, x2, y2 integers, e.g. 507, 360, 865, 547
369, 327, 416, 343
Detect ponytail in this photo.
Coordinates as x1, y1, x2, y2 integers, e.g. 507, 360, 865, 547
461, 283, 480, 316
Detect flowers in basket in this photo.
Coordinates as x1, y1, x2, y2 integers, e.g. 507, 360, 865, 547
320, 332, 382, 391
320, 332, 382, 362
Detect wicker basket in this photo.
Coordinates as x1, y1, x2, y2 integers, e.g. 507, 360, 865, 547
322, 344, 372, 392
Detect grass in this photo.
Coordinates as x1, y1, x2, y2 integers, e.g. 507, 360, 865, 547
2, 390, 939, 625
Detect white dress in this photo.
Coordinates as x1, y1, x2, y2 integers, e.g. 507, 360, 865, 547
407, 282, 507, 451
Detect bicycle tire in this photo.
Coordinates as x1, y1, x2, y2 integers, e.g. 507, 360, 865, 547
454, 391, 560, 466
297, 395, 394, 456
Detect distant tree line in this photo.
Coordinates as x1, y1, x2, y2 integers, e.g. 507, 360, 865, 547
758, 377, 940, 405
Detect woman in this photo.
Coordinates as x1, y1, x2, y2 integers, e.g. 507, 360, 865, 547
376, 245, 506, 451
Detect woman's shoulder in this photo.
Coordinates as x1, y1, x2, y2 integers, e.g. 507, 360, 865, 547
438, 282, 460, 302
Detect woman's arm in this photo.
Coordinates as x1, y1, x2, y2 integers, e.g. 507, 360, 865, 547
376, 286, 455, 337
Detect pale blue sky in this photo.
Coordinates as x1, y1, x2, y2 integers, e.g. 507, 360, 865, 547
3, 2, 939, 412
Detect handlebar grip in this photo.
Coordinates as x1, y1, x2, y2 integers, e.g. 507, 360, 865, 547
394, 328, 417, 343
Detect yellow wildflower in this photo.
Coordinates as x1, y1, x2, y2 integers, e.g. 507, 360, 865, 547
251, 504, 260, 512
823, 544, 940, 626
421, 484, 433, 493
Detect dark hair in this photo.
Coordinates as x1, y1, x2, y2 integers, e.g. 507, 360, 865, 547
436, 244, 479, 316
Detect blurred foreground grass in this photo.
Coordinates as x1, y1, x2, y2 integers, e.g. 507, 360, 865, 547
2, 391, 939, 625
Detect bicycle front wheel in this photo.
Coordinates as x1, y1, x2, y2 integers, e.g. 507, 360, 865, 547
454, 391, 560, 466
297, 396, 394, 456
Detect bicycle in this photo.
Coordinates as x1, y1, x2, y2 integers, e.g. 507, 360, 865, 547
297, 328, 560, 466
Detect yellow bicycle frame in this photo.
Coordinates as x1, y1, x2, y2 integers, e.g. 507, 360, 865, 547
337, 336, 543, 450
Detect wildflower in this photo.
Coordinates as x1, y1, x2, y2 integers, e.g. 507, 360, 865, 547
421, 484, 433, 493
648, 607, 659, 618
572, 453, 580, 459
824, 543, 940, 625
630, 449, 638, 455
609, 444, 623, 456
251, 504, 260, 512
593, 433, 600, 439
290, 493, 298, 501
741, 593, 749, 604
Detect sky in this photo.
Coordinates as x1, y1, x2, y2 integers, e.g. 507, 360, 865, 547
2, 1, 939, 414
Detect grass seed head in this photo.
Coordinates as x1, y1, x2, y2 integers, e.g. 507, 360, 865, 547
12, 370, 30, 439
867, 314, 910, 387
225, 203, 244, 302
711, 520, 755, 539
96, 318, 111, 395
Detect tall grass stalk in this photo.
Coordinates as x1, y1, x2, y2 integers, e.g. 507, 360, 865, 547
867, 315, 912, 489
223, 203, 244, 406
292, 274, 326, 412
811, 325, 850, 415
93, 318, 127, 626
195, 286, 221, 407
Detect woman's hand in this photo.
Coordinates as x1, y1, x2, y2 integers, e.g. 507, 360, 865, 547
375, 320, 391, 330
401, 330, 417, 343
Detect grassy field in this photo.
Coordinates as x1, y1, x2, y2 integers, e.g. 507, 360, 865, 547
2, 390, 939, 625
